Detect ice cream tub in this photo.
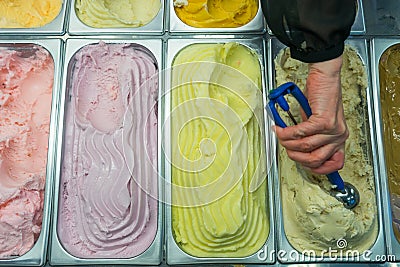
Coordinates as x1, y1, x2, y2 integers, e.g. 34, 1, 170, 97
169, 0, 265, 34
163, 36, 275, 264
67, 0, 164, 35
267, 37, 386, 263
0, 39, 62, 266
371, 38, 400, 262
266, 0, 365, 36
0, 0, 67, 35
49, 38, 163, 265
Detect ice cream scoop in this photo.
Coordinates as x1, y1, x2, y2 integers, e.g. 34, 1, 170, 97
268, 82, 360, 209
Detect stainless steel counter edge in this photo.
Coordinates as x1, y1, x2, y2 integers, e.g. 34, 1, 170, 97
169, 0, 266, 34
48, 38, 164, 266
267, 37, 386, 264
67, 0, 165, 35
0, 1, 68, 35
370, 37, 400, 262
164, 36, 275, 265
0, 39, 63, 266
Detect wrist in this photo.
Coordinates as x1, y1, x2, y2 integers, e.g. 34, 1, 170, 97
309, 55, 343, 78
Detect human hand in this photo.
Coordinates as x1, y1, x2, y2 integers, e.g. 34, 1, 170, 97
274, 55, 349, 174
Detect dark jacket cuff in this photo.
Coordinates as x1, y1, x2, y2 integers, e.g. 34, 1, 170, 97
290, 42, 345, 63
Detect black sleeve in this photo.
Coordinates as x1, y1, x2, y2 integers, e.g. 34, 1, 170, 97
262, 0, 357, 63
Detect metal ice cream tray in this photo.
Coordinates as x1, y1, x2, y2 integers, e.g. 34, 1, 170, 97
0, 1, 67, 35
168, 0, 266, 34
267, 37, 386, 264
67, 0, 165, 35
163, 36, 276, 265
49, 38, 164, 266
371, 37, 400, 262
0, 39, 63, 266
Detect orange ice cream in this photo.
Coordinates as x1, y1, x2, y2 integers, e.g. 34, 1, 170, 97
173, 0, 258, 28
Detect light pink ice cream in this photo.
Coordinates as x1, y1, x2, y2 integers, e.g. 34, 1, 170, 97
58, 42, 158, 258
0, 45, 54, 257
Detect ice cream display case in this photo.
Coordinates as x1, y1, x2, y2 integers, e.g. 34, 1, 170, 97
0, 1, 67, 35
67, 0, 165, 35
0, 39, 62, 266
267, 37, 386, 264
163, 36, 275, 265
371, 38, 400, 262
169, 0, 266, 34
49, 39, 163, 266
1, 0, 400, 266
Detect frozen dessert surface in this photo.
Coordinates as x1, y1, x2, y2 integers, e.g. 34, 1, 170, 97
379, 44, 400, 241
75, 0, 161, 28
173, 0, 188, 7
0, 0, 62, 28
174, 0, 258, 28
0, 45, 54, 257
58, 42, 159, 258
171, 42, 269, 257
275, 45, 378, 254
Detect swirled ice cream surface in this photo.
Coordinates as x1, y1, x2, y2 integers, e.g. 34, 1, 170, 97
58, 42, 158, 258
170, 42, 269, 257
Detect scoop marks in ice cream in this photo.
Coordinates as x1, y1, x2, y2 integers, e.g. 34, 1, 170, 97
275, 45, 378, 254
173, 0, 258, 28
75, 0, 161, 28
58, 42, 159, 258
0, 45, 54, 257
0, 0, 62, 28
170, 42, 269, 257
379, 44, 400, 242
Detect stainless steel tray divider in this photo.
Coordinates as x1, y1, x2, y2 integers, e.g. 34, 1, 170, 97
67, 0, 165, 35
164, 36, 275, 265
0, 2, 67, 35
0, 39, 63, 266
370, 37, 400, 262
268, 37, 386, 264
168, 0, 266, 34
49, 38, 164, 266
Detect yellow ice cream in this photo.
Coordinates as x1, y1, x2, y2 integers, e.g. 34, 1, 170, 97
275, 46, 378, 254
0, 0, 62, 28
75, 0, 160, 28
173, 0, 258, 28
171, 43, 269, 257
379, 44, 400, 241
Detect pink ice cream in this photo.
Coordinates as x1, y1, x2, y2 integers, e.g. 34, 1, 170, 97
0, 45, 54, 257
58, 42, 158, 258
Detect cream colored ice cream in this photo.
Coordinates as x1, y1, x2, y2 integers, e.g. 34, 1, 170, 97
275, 46, 378, 254
75, 0, 160, 28
171, 42, 269, 257
379, 44, 400, 241
0, 0, 62, 28
173, 0, 258, 28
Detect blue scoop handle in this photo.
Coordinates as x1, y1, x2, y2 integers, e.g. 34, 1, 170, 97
268, 82, 345, 191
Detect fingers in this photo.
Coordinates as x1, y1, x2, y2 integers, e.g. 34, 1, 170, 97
307, 150, 346, 174
285, 143, 345, 172
274, 118, 348, 175
275, 124, 348, 153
